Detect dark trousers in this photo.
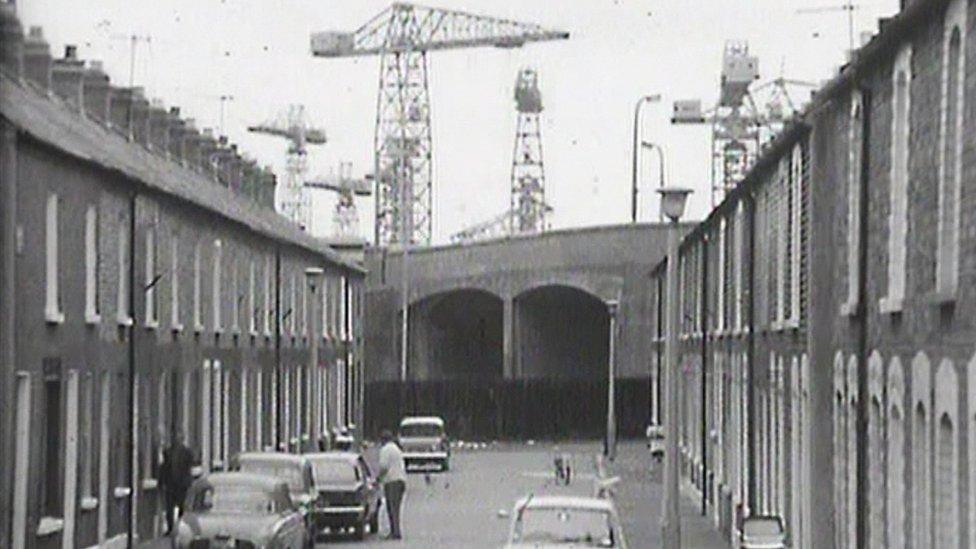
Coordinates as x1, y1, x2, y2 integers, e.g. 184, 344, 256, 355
383, 480, 406, 538
164, 490, 185, 534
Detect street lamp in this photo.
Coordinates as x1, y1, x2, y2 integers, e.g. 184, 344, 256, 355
631, 94, 662, 223
605, 299, 620, 461
305, 267, 324, 450
658, 185, 692, 548
641, 141, 667, 221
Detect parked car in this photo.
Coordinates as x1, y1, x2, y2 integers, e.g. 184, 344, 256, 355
398, 416, 451, 471
174, 472, 309, 549
231, 452, 317, 543
305, 451, 382, 540
739, 515, 786, 549
502, 495, 627, 548
645, 424, 665, 459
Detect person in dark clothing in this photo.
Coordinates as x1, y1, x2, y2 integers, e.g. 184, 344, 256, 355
159, 432, 195, 535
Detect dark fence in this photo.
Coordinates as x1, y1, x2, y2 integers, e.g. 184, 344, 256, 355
364, 377, 653, 441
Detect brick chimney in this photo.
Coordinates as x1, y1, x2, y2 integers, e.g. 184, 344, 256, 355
51, 45, 85, 111
0, 3, 24, 78
213, 136, 233, 187
241, 158, 260, 201
166, 107, 186, 162
260, 167, 277, 210
146, 100, 169, 154
130, 88, 150, 146
23, 26, 51, 90
82, 61, 110, 123
227, 145, 244, 192
180, 120, 203, 169
197, 129, 219, 179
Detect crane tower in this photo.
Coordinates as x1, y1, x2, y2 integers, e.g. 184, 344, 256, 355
248, 105, 326, 230
305, 163, 373, 239
311, 3, 568, 247
511, 67, 550, 234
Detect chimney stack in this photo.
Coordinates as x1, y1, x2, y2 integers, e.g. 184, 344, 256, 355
82, 61, 110, 122
166, 107, 186, 162
260, 167, 277, 210
0, 3, 24, 78
108, 86, 147, 139
181, 120, 203, 170
130, 88, 150, 146
51, 45, 85, 111
23, 26, 51, 90
147, 100, 170, 154
197, 128, 219, 179
241, 158, 260, 201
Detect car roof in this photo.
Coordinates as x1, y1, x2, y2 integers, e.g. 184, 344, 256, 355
200, 472, 285, 491
400, 416, 444, 426
236, 452, 307, 465
303, 452, 361, 465
515, 495, 615, 513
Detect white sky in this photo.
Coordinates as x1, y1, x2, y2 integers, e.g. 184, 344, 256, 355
17, 0, 898, 243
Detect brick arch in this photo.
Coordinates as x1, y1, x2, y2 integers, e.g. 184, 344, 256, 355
509, 272, 624, 304
408, 282, 504, 308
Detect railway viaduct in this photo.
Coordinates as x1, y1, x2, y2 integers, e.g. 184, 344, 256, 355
362, 222, 689, 440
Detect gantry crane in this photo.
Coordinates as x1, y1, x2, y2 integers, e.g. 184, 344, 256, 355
311, 3, 568, 247
248, 105, 327, 230
305, 162, 373, 239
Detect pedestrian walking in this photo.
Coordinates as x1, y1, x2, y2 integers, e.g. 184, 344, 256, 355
159, 432, 195, 535
377, 429, 407, 540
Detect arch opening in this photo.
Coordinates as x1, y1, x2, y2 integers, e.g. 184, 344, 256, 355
514, 285, 610, 379
407, 289, 503, 381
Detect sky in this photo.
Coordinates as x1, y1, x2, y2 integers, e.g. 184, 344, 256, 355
16, 0, 899, 243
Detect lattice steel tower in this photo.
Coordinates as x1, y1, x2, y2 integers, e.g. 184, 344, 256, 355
311, 3, 568, 246
511, 67, 549, 234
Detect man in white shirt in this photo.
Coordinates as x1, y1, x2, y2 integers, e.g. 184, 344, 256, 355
378, 429, 407, 539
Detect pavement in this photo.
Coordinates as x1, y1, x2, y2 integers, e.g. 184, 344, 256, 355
139, 440, 728, 548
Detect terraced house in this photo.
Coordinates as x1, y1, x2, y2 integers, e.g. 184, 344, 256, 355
0, 7, 366, 548
649, 0, 975, 546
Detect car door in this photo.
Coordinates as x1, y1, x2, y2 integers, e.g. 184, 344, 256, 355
358, 457, 380, 513
273, 485, 304, 549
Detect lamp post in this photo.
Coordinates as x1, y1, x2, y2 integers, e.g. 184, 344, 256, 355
658, 185, 692, 548
631, 94, 661, 223
605, 299, 620, 461
641, 141, 667, 221
305, 267, 324, 449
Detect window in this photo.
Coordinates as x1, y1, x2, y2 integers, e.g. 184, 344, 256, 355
288, 274, 296, 336
300, 275, 307, 339
193, 242, 203, 332
248, 261, 257, 335
841, 91, 863, 316
936, 1, 966, 297
263, 256, 272, 337
116, 215, 131, 326
717, 218, 726, 333
935, 359, 959, 547
887, 358, 906, 549
340, 276, 348, 340
213, 239, 222, 333
171, 235, 182, 332
43, 364, 63, 517
788, 144, 802, 326
45, 194, 64, 323
232, 257, 240, 334
734, 203, 745, 331
912, 352, 932, 549
84, 206, 100, 323
882, 45, 912, 313
323, 276, 331, 338
145, 226, 158, 328
970, 353, 976, 549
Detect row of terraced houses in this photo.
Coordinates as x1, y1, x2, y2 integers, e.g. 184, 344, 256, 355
0, 5, 366, 548
649, 0, 975, 546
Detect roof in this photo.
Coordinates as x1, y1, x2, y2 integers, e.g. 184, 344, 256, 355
515, 495, 615, 513
0, 74, 365, 275
200, 472, 286, 491
400, 416, 445, 426
236, 452, 307, 465
303, 451, 360, 464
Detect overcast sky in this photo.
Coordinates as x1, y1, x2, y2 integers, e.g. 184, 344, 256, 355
17, 0, 899, 243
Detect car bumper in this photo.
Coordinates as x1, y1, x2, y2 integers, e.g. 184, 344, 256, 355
403, 451, 448, 461
312, 506, 368, 526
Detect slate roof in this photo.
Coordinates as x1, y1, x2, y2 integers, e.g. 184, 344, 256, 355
0, 73, 365, 274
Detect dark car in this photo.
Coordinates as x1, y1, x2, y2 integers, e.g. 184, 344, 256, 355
231, 452, 317, 543
174, 472, 309, 549
306, 451, 382, 540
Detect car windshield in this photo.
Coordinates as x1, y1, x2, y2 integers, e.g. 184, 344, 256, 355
514, 507, 615, 547
311, 460, 359, 484
238, 462, 304, 492
400, 423, 443, 437
192, 485, 275, 515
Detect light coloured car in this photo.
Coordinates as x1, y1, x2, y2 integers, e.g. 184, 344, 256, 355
503, 495, 627, 548
231, 452, 317, 543
740, 515, 786, 548
398, 416, 451, 471
175, 472, 309, 549
645, 424, 665, 459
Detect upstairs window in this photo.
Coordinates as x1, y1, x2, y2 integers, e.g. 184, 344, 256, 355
45, 194, 64, 323
733, 202, 745, 331
788, 144, 802, 327
883, 45, 913, 312
84, 205, 100, 323
322, 275, 331, 338
299, 273, 307, 338
170, 235, 182, 331
116, 215, 131, 326
212, 239, 222, 333
193, 242, 202, 332
144, 225, 158, 328
340, 276, 348, 340
248, 261, 256, 335
937, 0, 966, 298
263, 255, 272, 337
232, 257, 240, 334
841, 90, 863, 316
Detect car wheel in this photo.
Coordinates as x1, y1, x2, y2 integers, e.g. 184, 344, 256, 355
353, 519, 365, 541
442, 459, 450, 472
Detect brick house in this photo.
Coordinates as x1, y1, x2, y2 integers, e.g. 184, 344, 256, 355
650, 0, 974, 546
0, 6, 366, 548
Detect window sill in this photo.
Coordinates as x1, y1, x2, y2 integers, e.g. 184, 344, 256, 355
171, 323, 184, 334
85, 311, 102, 325
214, 327, 224, 336
928, 290, 956, 306
193, 323, 204, 335
36, 517, 64, 537
141, 478, 158, 490
116, 315, 133, 328
45, 309, 65, 325
144, 320, 159, 331
113, 486, 131, 499
839, 300, 858, 317
80, 496, 99, 511
878, 296, 904, 315
191, 465, 204, 478
211, 460, 225, 471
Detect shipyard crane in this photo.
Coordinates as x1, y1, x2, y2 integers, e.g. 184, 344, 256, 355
311, 3, 568, 247
248, 105, 326, 230
305, 162, 373, 239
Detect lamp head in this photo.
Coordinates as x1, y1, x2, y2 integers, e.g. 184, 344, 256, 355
656, 186, 693, 222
